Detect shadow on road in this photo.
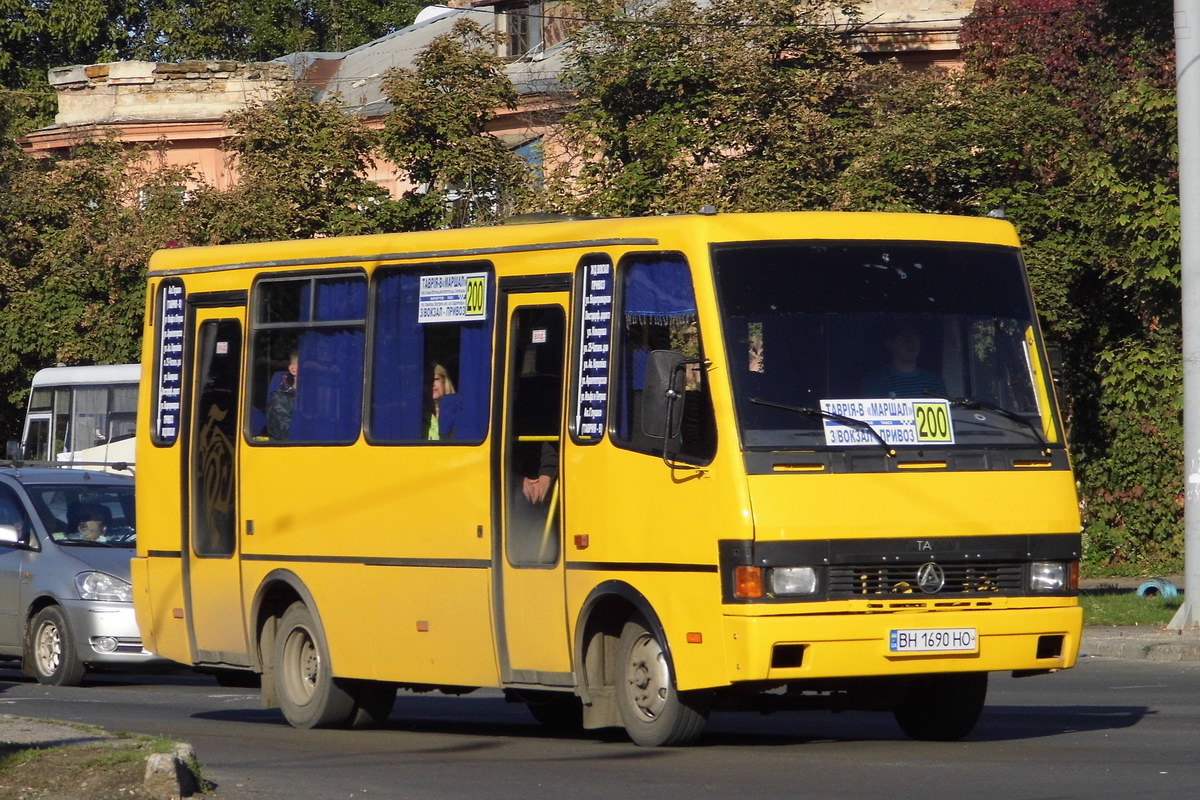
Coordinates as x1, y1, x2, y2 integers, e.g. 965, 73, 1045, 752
190, 694, 1150, 748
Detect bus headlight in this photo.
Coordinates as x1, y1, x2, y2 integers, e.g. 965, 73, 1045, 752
1030, 561, 1066, 592
768, 567, 818, 596
75, 571, 133, 603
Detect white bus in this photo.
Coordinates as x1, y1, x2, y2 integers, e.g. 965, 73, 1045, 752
17, 365, 139, 469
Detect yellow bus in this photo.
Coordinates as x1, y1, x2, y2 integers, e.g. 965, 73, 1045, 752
133, 211, 1082, 746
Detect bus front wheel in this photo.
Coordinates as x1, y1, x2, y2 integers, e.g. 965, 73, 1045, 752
893, 672, 988, 741
274, 602, 356, 729
616, 617, 709, 746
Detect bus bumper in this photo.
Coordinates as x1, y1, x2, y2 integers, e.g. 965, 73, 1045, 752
718, 605, 1082, 684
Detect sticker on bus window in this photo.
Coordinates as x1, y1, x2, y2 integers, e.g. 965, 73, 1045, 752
819, 398, 954, 447
156, 281, 185, 444
417, 272, 488, 323
575, 259, 613, 441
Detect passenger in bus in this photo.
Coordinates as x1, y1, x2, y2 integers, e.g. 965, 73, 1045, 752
67, 503, 110, 542
267, 351, 298, 441
859, 323, 947, 398
425, 363, 460, 441
520, 443, 558, 504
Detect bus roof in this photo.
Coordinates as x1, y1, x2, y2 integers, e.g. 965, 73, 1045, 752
30, 364, 140, 388
146, 211, 1022, 276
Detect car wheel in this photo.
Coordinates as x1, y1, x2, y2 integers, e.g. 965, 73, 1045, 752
27, 606, 87, 687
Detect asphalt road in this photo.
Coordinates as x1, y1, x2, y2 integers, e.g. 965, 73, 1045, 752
1, 656, 1198, 799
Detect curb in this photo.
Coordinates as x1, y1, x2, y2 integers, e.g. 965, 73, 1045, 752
1080, 627, 1200, 663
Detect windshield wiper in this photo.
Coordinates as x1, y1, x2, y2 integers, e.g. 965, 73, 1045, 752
924, 392, 1051, 455
749, 397, 896, 457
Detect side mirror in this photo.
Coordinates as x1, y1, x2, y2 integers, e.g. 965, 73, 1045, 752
5, 440, 20, 460
1044, 343, 1064, 389
0, 523, 25, 546
641, 350, 686, 441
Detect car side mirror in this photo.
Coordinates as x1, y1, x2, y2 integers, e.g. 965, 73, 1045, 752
5, 440, 20, 460
0, 523, 26, 547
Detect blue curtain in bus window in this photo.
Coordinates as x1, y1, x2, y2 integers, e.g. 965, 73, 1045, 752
371, 271, 493, 442
617, 258, 696, 439
291, 277, 366, 443
371, 273, 424, 440
453, 312, 492, 440
623, 259, 696, 322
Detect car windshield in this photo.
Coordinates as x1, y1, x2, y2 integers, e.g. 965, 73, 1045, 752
27, 484, 136, 548
712, 240, 1059, 451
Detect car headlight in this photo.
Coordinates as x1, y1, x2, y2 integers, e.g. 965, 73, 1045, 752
75, 571, 133, 602
767, 566, 819, 596
1030, 561, 1066, 592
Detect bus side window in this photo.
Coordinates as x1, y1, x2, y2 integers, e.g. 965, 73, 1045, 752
368, 266, 494, 444
613, 255, 715, 463
248, 274, 367, 444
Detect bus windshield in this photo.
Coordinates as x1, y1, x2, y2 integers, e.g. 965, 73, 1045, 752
21, 365, 139, 464
712, 240, 1055, 450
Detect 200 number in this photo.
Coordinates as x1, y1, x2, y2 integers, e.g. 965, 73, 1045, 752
914, 402, 952, 442
465, 276, 486, 317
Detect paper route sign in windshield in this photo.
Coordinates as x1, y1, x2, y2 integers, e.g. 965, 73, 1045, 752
819, 398, 955, 447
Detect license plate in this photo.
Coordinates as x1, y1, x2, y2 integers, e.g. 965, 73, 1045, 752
889, 628, 978, 654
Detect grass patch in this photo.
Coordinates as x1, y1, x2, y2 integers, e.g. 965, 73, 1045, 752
1080, 591, 1181, 626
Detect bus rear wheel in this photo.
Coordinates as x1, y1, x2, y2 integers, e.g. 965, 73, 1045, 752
274, 602, 356, 729
893, 672, 988, 741
616, 617, 709, 747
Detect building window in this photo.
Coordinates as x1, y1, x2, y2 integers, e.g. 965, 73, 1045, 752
500, 1, 573, 57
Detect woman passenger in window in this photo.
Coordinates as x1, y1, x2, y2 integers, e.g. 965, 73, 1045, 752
426, 363, 460, 440
267, 351, 298, 441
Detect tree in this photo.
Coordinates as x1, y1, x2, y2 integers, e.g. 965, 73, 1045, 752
380, 19, 532, 228
187, 87, 416, 244
0, 139, 194, 439
138, 0, 424, 62
545, 0, 874, 216
0, 0, 424, 135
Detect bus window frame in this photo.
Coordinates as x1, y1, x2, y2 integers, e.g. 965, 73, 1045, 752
363, 261, 496, 447
608, 251, 715, 462
245, 268, 369, 447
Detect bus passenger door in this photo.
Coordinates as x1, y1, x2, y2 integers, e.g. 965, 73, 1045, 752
183, 310, 250, 666
496, 291, 572, 685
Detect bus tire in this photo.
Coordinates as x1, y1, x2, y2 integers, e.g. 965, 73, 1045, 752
616, 617, 709, 747
521, 690, 584, 732
27, 606, 87, 687
344, 680, 397, 730
274, 602, 356, 729
893, 672, 988, 741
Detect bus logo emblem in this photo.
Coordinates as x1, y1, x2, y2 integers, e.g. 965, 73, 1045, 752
916, 562, 945, 594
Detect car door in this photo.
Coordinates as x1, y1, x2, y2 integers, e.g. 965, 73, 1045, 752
0, 482, 33, 648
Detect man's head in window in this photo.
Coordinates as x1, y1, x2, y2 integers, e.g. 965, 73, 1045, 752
69, 503, 111, 541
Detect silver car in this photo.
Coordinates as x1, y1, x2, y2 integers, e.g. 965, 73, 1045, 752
0, 467, 170, 685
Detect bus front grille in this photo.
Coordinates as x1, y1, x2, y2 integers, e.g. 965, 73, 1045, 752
827, 561, 1025, 597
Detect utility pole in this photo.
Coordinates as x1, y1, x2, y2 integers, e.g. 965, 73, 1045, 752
1172, 0, 1200, 629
